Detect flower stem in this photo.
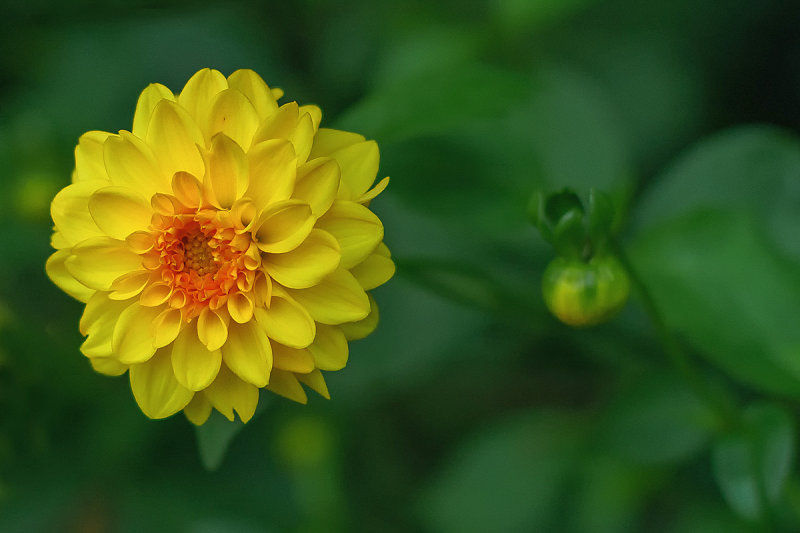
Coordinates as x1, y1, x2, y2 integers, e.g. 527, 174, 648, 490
610, 239, 737, 428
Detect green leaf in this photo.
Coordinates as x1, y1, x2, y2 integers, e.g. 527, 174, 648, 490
335, 64, 531, 144
630, 210, 800, 396
417, 410, 583, 533
600, 372, 719, 465
195, 397, 270, 471
633, 126, 800, 262
712, 402, 795, 521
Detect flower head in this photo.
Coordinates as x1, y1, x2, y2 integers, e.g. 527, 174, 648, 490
46, 68, 394, 424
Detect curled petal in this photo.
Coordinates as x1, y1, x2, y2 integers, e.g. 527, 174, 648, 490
309, 128, 365, 159
90, 357, 128, 377
171, 171, 203, 209
153, 307, 183, 348
109, 270, 151, 300
227, 292, 254, 324
253, 200, 315, 254
130, 348, 194, 419
197, 307, 229, 351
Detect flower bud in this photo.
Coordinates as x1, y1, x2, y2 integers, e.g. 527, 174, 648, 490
542, 254, 630, 327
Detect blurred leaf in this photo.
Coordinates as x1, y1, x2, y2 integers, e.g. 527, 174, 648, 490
525, 67, 634, 198
567, 454, 654, 533
601, 372, 719, 465
492, 0, 595, 35
633, 126, 800, 261
335, 64, 531, 143
417, 410, 583, 533
195, 397, 269, 471
196, 411, 244, 471
630, 210, 800, 396
712, 402, 795, 521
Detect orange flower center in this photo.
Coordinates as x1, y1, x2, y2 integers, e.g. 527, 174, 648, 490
142, 209, 259, 319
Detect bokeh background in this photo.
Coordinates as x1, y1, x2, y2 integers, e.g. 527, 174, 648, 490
3, 0, 800, 531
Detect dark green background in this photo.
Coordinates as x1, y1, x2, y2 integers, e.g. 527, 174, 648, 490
2, 0, 800, 531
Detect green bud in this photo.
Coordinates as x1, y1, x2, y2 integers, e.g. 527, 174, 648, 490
542, 254, 630, 327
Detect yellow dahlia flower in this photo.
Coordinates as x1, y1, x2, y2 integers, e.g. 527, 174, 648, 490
46, 68, 394, 424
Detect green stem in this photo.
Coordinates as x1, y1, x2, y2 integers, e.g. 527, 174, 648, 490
610, 239, 737, 428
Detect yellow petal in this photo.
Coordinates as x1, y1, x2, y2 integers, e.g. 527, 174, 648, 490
307, 324, 348, 371
88, 186, 152, 239
299, 104, 322, 133
266, 369, 307, 404
293, 158, 340, 216
227, 292, 254, 324
222, 320, 273, 387
109, 269, 151, 300
74, 131, 112, 182
271, 87, 284, 100
203, 88, 260, 151
65, 236, 142, 291
309, 128, 365, 159
288, 268, 370, 325
130, 347, 194, 419
197, 307, 229, 351
139, 282, 172, 307
255, 289, 316, 348
171, 171, 203, 209
171, 322, 222, 391
205, 133, 248, 209
296, 369, 330, 399
132, 83, 176, 138
253, 199, 315, 254
263, 229, 340, 289
350, 242, 395, 290
153, 307, 183, 348
252, 101, 299, 144
146, 100, 205, 179
178, 68, 228, 125
246, 139, 296, 210
89, 357, 128, 377
317, 201, 383, 269
80, 293, 121, 357
204, 364, 259, 422
184, 393, 212, 425
112, 302, 161, 364
46, 249, 94, 302
271, 342, 315, 374
227, 69, 280, 120
51, 180, 107, 246
340, 294, 380, 341
103, 131, 169, 195
358, 176, 390, 204
329, 140, 379, 200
